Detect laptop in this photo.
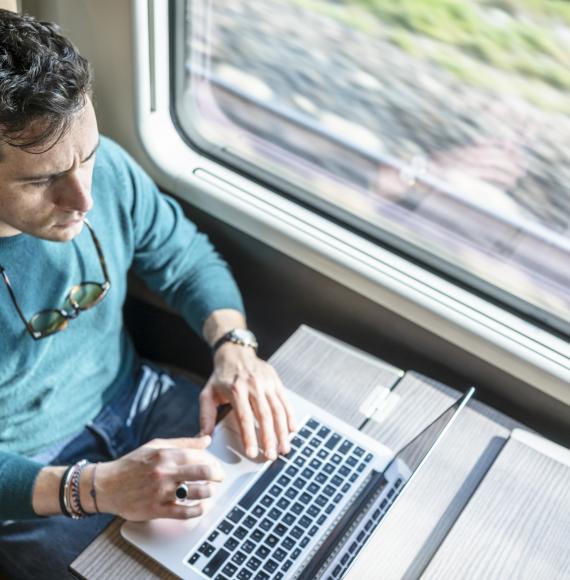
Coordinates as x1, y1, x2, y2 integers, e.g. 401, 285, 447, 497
122, 385, 475, 579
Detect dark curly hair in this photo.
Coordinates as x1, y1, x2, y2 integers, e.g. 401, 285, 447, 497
0, 9, 92, 153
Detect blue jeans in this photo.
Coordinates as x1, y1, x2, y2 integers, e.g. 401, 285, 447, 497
0, 362, 202, 580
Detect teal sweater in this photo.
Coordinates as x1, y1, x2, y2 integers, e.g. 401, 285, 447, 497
0, 137, 244, 519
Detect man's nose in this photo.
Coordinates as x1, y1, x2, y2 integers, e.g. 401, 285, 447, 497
55, 172, 93, 213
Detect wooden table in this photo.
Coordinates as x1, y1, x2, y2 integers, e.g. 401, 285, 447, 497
71, 325, 569, 579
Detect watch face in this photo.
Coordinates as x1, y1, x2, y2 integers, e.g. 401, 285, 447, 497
231, 329, 258, 348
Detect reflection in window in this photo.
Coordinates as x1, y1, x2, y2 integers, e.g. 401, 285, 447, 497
175, 0, 570, 333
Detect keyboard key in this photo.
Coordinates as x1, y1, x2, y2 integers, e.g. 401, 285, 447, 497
395, 478, 403, 488
237, 570, 252, 580
282, 559, 293, 571
324, 484, 336, 496
259, 518, 273, 531
342, 483, 351, 493
299, 515, 312, 528
317, 515, 327, 525
255, 571, 269, 580
323, 464, 335, 475
333, 564, 343, 577
294, 456, 306, 468
381, 499, 388, 509
246, 556, 262, 571
317, 449, 329, 460
307, 482, 319, 495
316, 494, 328, 506
255, 545, 270, 559
331, 454, 342, 465
291, 436, 304, 448
310, 458, 322, 470
263, 559, 279, 573
388, 488, 395, 499
274, 573, 284, 580
199, 542, 216, 557
365, 453, 374, 463
291, 502, 304, 514
331, 475, 343, 487
339, 440, 353, 455
266, 534, 279, 547
357, 530, 366, 542
294, 477, 307, 490
224, 537, 239, 551
317, 426, 330, 439
307, 505, 320, 517
260, 495, 273, 508
218, 520, 234, 535
349, 541, 358, 553
188, 553, 200, 565
282, 513, 296, 526
273, 548, 287, 562
308, 525, 319, 537
235, 526, 248, 540
232, 551, 247, 565
300, 492, 312, 504
277, 497, 291, 509
291, 548, 302, 560
274, 523, 288, 536
239, 459, 287, 510
221, 562, 238, 577
300, 537, 310, 547
277, 475, 291, 487
269, 485, 283, 497
299, 427, 312, 438
290, 526, 304, 539
268, 508, 282, 520
227, 507, 246, 523
285, 465, 299, 477
341, 553, 350, 565
252, 506, 265, 518
242, 540, 255, 554
325, 433, 341, 450
354, 446, 365, 457
307, 418, 320, 430
251, 529, 265, 542
309, 437, 321, 448
325, 504, 335, 514
202, 548, 230, 577
302, 447, 314, 457
315, 472, 328, 484
365, 519, 373, 531
357, 463, 366, 473
347, 456, 358, 467
333, 493, 343, 503
339, 466, 350, 477
349, 473, 358, 482
282, 536, 295, 550
285, 488, 298, 500
208, 530, 220, 542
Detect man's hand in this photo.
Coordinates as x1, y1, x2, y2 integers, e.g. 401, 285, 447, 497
90, 435, 224, 521
199, 343, 296, 460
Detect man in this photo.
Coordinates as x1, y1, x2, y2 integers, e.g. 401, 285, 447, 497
0, 9, 294, 578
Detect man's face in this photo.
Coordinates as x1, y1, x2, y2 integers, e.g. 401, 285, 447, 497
0, 98, 100, 242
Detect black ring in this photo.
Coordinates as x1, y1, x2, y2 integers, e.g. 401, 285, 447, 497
175, 483, 189, 500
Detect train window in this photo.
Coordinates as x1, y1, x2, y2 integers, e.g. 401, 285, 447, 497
172, 0, 570, 336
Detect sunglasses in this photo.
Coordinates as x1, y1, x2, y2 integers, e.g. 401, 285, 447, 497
0, 219, 111, 340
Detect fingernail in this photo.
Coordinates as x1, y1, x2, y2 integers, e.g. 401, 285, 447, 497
267, 449, 277, 461
246, 446, 258, 458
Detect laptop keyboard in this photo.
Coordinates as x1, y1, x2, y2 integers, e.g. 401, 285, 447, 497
187, 417, 375, 579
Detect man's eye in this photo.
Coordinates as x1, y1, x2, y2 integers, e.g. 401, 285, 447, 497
27, 180, 51, 189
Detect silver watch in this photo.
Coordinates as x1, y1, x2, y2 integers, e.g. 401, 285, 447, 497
212, 328, 258, 353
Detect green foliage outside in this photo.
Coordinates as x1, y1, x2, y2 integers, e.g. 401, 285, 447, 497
292, 0, 570, 109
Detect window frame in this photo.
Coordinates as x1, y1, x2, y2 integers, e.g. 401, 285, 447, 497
131, 0, 570, 405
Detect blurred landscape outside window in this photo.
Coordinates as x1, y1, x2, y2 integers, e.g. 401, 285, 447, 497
176, 0, 570, 335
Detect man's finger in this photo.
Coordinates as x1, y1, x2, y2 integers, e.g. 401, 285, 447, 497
249, 389, 277, 461
199, 388, 217, 436
231, 376, 259, 459
267, 392, 291, 455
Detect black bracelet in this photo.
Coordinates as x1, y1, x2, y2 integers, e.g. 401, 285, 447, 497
59, 465, 74, 518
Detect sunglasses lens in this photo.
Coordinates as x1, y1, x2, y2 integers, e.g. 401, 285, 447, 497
30, 310, 67, 337
69, 283, 105, 310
